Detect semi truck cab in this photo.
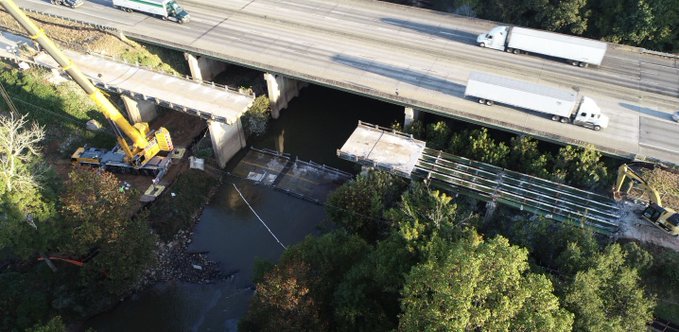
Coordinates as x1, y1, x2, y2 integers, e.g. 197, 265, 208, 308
167, 1, 190, 23
477, 26, 508, 51
572, 97, 609, 131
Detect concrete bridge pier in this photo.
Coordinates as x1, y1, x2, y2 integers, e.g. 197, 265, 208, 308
121, 95, 158, 123
209, 119, 247, 168
404, 106, 421, 129
264, 73, 307, 119
184, 53, 228, 82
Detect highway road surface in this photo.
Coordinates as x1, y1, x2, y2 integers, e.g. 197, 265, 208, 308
8, 0, 679, 165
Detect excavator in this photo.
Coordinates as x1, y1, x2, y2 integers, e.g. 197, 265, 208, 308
0, 0, 174, 179
614, 163, 679, 236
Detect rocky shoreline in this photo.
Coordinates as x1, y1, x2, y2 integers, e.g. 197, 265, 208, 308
135, 169, 227, 290
142, 229, 228, 286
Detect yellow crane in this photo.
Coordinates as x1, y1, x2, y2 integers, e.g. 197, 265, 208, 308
0, 0, 173, 176
614, 164, 679, 236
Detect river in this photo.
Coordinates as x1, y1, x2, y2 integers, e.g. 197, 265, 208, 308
86, 85, 402, 331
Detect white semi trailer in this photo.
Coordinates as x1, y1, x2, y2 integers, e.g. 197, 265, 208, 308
465, 72, 609, 131
112, 0, 190, 23
476, 26, 607, 67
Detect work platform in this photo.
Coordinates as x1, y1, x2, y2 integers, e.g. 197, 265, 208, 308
231, 148, 352, 203
338, 122, 621, 235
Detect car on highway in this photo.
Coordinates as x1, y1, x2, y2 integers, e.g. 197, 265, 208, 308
50, 0, 83, 8
672, 111, 679, 123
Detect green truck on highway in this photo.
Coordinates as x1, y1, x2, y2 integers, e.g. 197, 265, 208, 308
112, 0, 190, 24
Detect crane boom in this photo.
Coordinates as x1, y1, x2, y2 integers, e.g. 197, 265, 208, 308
0, 0, 173, 171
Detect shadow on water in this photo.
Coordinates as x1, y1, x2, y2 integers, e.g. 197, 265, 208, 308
87, 84, 403, 331
332, 54, 464, 97
380, 17, 478, 44
620, 102, 673, 121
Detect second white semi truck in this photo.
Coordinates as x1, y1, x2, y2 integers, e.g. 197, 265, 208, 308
477, 26, 607, 67
464, 72, 609, 131
112, 0, 190, 23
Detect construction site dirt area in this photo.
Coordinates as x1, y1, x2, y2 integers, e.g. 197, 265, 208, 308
120, 110, 208, 193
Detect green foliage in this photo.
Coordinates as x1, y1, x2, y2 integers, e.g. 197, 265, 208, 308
333, 234, 415, 331
0, 114, 59, 259
623, 242, 654, 274
564, 244, 655, 332
0, 271, 52, 332
386, 183, 471, 256
448, 128, 509, 167
149, 169, 220, 240
0, 67, 114, 150
59, 167, 135, 254
326, 171, 407, 242
650, 248, 679, 290
497, 216, 599, 274
25, 316, 66, 332
404, 119, 424, 139
399, 234, 573, 332
120, 43, 184, 75
552, 144, 608, 190
241, 95, 270, 137
508, 135, 550, 178
240, 231, 370, 331
426, 0, 678, 51
58, 167, 156, 299
425, 121, 451, 150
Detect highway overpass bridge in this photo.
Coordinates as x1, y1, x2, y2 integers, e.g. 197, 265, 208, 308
0, 31, 253, 167
8, 0, 679, 166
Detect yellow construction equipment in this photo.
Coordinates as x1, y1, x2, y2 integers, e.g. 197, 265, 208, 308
0, 0, 173, 177
614, 164, 679, 236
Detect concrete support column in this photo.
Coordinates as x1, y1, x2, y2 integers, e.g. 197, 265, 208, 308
264, 73, 307, 119
184, 53, 228, 82
209, 119, 246, 168
404, 106, 421, 129
121, 95, 158, 123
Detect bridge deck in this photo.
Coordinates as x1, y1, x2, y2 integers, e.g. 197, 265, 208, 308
338, 122, 621, 235
32, 49, 253, 125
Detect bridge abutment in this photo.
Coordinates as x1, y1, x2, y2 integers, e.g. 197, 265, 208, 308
264, 73, 307, 119
121, 95, 158, 123
404, 106, 421, 128
184, 53, 228, 82
209, 119, 247, 168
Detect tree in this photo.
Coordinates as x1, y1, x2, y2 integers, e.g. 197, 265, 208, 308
25, 316, 66, 332
538, 0, 589, 35
0, 112, 58, 260
239, 259, 327, 332
399, 234, 574, 331
508, 135, 550, 178
59, 168, 137, 253
564, 244, 655, 332
405, 119, 424, 140
326, 171, 407, 242
241, 95, 270, 137
449, 128, 509, 167
240, 231, 370, 331
552, 144, 608, 190
59, 167, 156, 299
386, 183, 470, 255
0, 272, 52, 331
425, 121, 451, 150
333, 234, 415, 331
0, 112, 46, 194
